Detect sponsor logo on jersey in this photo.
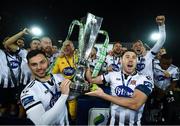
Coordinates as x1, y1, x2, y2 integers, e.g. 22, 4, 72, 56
115, 85, 134, 97
136, 63, 145, 71
10, 60, 20, 69
137, 57, 145, 71
21, 96, 35, 106
63, 67, 75, 76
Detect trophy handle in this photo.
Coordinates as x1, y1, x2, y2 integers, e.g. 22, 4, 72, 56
65, 20, 84, 41
92, 30, 109, 77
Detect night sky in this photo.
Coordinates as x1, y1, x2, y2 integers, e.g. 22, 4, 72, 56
0, 0, 180, 66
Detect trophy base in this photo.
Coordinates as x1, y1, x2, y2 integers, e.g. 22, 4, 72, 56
68, 81, 90, 100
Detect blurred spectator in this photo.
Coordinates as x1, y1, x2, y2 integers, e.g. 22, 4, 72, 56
153, 54, 179, 124
132, 15, 166, 81
16, 37, 25, 49
52, 45, 58, 54
52, 40, 78, 124
105, 41, 123, 72
0, 28, 32, 118
40, 36, 54, 64
29, 37, 41, 51
88, 46, 98, 69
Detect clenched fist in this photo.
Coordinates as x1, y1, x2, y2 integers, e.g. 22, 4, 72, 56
156, 15, 165, 26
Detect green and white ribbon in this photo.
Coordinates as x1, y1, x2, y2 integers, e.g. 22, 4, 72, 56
92, 30, 109, 77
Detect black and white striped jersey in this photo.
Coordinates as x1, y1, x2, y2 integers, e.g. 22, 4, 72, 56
102, 70, 153, 125
0, 49, 32, 88
136, 25, 166, 82
154, 63, 179, 90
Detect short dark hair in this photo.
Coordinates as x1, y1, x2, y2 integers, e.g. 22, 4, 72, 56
27, 49, 46, 63
113, 41, 121, 48
161, 54, 172, 60
121, 49, 137, 57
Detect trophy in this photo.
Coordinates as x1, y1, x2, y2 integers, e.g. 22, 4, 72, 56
65, 13, 109, 97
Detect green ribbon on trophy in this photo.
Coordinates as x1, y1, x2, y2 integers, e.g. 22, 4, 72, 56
92, 30, 109, 77
91, 30, 109, 91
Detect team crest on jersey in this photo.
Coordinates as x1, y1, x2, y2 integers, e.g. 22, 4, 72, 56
111, 64, 120, 72
63, 67, 75, 76
115, 85, 134, 97
130, 80, 136, 85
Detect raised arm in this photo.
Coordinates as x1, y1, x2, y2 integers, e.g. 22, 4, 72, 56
4, 28, 30, 49
151, 15, 166, 54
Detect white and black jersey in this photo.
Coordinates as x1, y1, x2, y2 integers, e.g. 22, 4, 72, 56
88, 57, 99, 69
20, 74, 69, 125
102, 71, 153, 126
49, 51, 60, 65
136, 25, 166, 82
154, 63, 179, 90
105, 55, 121, 72
136, 51, 156, 83
0, 49, 32, 88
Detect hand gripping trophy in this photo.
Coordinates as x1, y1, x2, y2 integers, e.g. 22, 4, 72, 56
65, 13, 109, 98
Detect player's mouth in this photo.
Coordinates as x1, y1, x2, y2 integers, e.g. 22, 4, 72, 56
127, 64, 133, 68
137, 49, 141, 52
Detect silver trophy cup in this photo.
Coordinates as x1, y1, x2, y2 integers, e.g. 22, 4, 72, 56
65, 13, 103, 97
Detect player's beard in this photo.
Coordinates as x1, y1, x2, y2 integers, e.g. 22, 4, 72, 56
44, 46, 52, 55
114, 51, 121, 57
34, 69, 47, 79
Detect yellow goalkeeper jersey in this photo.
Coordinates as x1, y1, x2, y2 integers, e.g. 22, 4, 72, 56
52, 54, 78, 80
